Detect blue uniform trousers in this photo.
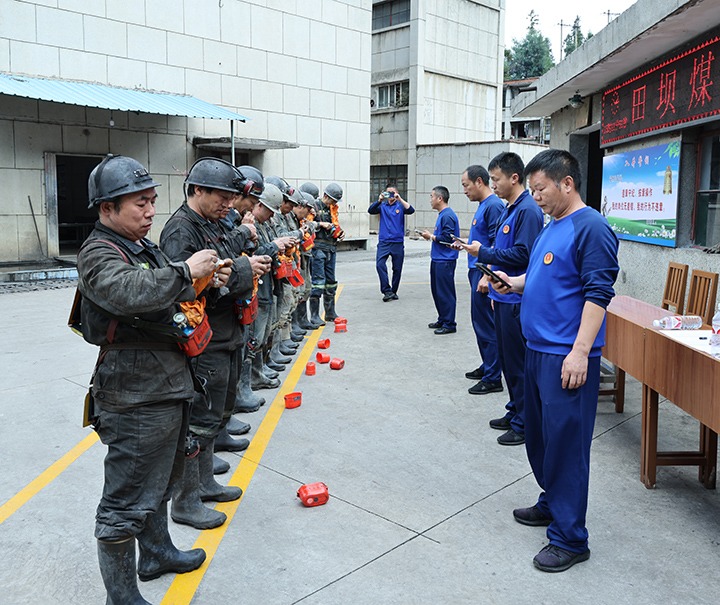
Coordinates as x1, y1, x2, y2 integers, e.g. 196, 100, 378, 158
524, 349, 600, 553
376, 241, 404, 294
468, 268, 500, 382
430, 259, 456, 329
494, 301, 526, 434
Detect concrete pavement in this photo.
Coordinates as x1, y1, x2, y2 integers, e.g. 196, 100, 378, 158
1, 238, 719, 604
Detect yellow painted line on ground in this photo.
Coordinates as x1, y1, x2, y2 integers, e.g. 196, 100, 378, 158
0, 431, 99, 524
161, 286, 342, 605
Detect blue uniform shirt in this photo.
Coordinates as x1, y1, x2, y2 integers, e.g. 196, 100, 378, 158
477, 190, 544, 305
467, 193, 504, 269
521, 207, 619, 357
368, 199, 415, 242
431, 207, 460, 261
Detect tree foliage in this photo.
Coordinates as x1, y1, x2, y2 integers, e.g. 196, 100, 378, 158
505, 10, 554, 80
562, 16, 593, 58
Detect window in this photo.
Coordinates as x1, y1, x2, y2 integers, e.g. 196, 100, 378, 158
370, 165, 408, 203
695, 134, 720, 247
372, 0, 410, 30
376, 81, 409, 109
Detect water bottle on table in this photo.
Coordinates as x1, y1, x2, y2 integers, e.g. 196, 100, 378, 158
710, 305, 720, 356
652, 315, 703, 329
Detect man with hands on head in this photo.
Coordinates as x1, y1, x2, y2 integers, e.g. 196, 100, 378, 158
491, 149, 619, 574
368, 184, 415, 301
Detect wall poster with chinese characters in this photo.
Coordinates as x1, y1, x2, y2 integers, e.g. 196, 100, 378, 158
602, 33, 720, 145
600, 140, 680, 247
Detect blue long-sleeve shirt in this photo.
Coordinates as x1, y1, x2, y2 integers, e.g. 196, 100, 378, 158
477, 190, 544, 304
368, 199, 415, 242
431, 207, 460, 261
467, 193, 504, 269
521, 206, 619, 357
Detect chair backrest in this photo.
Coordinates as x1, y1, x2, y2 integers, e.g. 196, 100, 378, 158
661, 262, 688, 314
686, 269, 719, 325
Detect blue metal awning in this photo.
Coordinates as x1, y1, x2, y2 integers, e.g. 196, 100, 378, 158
0, 72, 248, 121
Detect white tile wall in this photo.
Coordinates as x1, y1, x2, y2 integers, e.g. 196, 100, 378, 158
59, 48, 108, 82
0, 0, 372, 263
10, 40, 59, 76
36, 6, 84, 50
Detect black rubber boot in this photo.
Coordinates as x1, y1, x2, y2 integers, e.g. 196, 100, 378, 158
309, 296, 325, 327
97, 538, 151, 605
323, 286, 338, 321
262, 363, 279, 379
251, 354, 281, 389
226, 416, 251, 435
266, 358, 286, 372
213, 454, 230, 475
297, 300, 317, 330
171, 455, 227, 530
213, 426, 250, 452
235, 351, 264, 407
198, 446, 242, 502
291, 308, 308, 335
137, 502, 206, 582
270, 339, 292, 364
280, 343, 298, 356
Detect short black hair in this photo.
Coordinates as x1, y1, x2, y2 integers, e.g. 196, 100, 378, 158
488, 152, 525, 183
465, 165, 489, 185
524, 149, 582, 191
432, 185, 449, 203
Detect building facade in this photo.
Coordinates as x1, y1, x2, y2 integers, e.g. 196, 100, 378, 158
370, 0, 505, 230
0, 0, 372, 264
511, 0, 720, 305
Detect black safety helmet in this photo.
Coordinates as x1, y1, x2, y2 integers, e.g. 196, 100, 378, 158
324, 182, 343, 202
87, 155, 161, 209
185, 157, 245, 194
237, 165, 265, 197
265, 175, 299, 204
299, 182, 320, 199
298, 191, 314, 207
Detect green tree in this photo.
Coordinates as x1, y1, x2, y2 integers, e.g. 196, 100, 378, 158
563, 16, 593, 57
505, 10, 554, 80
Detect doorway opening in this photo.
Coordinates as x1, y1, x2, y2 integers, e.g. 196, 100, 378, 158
55, 154, 103, 256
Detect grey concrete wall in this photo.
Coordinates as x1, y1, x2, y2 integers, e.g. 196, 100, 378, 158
410, 140, 546, 231
0, 0, 373, 262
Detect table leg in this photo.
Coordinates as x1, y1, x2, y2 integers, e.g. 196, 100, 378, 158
641, 385, 659, 489
698, 424, 718, 489
614, 368, 626, 413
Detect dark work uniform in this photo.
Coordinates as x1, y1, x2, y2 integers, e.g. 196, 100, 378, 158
78, 223, 197, 541
478, 190, 543, 435
430, 206, 460, 329
160, 202, 254, 446
467, 193, 504, 384
521, 206, 618, 554
368, 198, 415, 295
310, 200, 339, 300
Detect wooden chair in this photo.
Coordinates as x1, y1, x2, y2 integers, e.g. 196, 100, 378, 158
685, 269, 718, 324
601, 262, 691, 413
661, 262, 689, 314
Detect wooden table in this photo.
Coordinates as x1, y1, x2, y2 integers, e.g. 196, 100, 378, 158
604, 295, 718, 489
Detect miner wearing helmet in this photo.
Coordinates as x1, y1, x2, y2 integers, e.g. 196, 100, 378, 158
248, 183, 297, 389
78, 155, 225, 604
308, 182, 345, 324
160, 157, 272, 531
